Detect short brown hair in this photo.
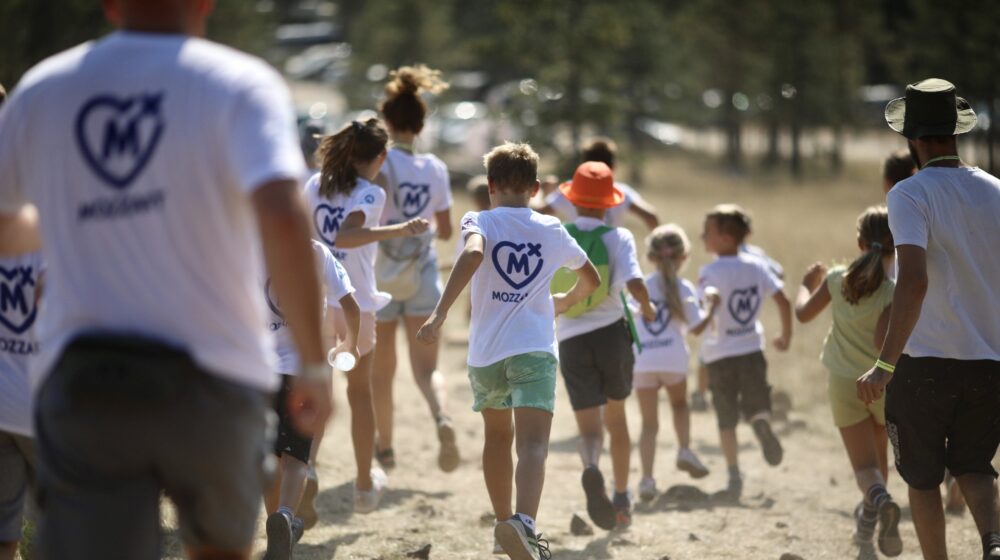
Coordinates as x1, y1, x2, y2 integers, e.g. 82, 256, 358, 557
882, 149, 914, 186
483, 142, 538, 193
581, 137, 617, 168
316, 118, 389, 198
707, 204, 752, 243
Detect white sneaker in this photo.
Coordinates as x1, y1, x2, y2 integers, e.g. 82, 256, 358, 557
354, 467, 387, 514
638, 476, 658, 502
676, 448, 709, 479
492, 537, 504, 555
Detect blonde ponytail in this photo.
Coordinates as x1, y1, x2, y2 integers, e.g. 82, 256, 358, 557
842, 206, 893, 304
646, 224, 691, 323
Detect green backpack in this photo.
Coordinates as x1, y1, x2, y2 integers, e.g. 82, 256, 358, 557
550, 224, 612, 318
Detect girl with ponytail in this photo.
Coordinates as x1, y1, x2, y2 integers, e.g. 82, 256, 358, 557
303, 118, 430, 515
794, 206, 902, 554
370, 65, 461, 474
632, 224, 718, 502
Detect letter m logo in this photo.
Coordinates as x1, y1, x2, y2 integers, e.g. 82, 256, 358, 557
507, 253, 530, 275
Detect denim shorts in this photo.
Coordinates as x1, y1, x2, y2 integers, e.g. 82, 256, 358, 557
376, 256, 443, 321
468, 352, 558, 413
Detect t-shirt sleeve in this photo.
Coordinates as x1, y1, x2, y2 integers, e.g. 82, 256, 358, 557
560, 228, 589, 270
323, 251, 354, 305
760, 260, 784, 296
349, 185, 386, 225
433, 159, 452, 213
611, 229, 643, 288
887, 188, 929, 249
0, 92, 27, 213
459, 211, 483, 241
223, 69, 307, 194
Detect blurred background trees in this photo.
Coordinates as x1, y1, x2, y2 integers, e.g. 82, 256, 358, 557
2, 0, 998, 178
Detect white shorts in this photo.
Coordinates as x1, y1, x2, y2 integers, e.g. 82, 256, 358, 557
633, 371, 687, 390
331, 309, 377, 357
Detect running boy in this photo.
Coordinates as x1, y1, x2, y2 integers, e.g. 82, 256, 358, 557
262, 241, 360, 560
552, 161, 656, 530
417, 142, 599, 560
699, 204, 792, 499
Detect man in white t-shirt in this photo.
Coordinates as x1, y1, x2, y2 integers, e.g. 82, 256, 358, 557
539, 138, 660, 230
0, 2, 330, 558
857, 78, 1000, 560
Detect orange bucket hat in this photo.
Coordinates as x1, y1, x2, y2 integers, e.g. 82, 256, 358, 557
559, 161, 624, 209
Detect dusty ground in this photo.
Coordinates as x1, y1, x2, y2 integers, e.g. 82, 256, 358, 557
158, 153, 995, 560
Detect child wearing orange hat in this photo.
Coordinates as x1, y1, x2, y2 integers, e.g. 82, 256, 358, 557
553, 161, 656, 530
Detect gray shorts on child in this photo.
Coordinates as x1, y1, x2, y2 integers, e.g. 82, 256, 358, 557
706, 350, 771, 430
0, 431, 34, 542
34, 334, 275, 560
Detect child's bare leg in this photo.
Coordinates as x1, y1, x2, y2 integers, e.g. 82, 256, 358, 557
603, 399, 630, 494
481, 408, 514, 521
265, 459, 284, 513
276, 454, 308, 512
697, 362, 709, 394
665, 380, 691, 449
839, 417, 886, 494
573, 406, 604, 470
513, 407, 553, 519
308, 424, 324, 466
403, 316, 449, 420
346, 352, 376, 490
636, 388, 659, 479
372, 320, 398, 453
720, 428, 739, 469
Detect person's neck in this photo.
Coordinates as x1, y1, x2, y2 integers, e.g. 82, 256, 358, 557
919, 146, 962, 169
391, 131, 418, 152
716, 246, 739, 257
493, 192, 531, 208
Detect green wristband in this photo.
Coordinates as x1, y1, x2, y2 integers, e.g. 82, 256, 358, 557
875, 359, 895, 374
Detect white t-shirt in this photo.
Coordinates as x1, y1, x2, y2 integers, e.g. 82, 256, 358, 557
556, 217, 643, 341
740, 243, 784, 279
379, 148, 452, 266
266, 241, 353, 375
698, 254, 783, 364
633, 274, 705, 375
545, 181, 641, 227
887, 166, 1000, 360
461, 207, 588, 367
0, 251, 43, 436
0, 32, 306, 391
304, 174, 390, 313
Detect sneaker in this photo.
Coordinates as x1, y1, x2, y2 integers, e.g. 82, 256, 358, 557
263, 511, 293, 560
291, 516, 305, 544
725, 471, 743, 500
494, 518, 551, 560
298, 466, 319, 529
751, 418, 783, 466
676, 448, 710, 479
877, 498, 903, 557
354, 467, 388, 514
690, 391, 708, 412
492, 536, 504, 555
638, 477, 658, 503
437, 416, 461, 473
375, 447, 396, 471
613, 492, 632, 529
852, 502, 876, 544
581, 465, 616, 530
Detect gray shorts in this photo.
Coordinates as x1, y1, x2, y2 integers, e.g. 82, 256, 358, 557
376, 256, 443, 321
0, 431, 34, 542
558, 320, 635, 411
706, 350, 771, 430
34, 334, 274, 559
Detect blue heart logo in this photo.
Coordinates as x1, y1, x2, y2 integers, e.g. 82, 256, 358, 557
313, 203, 345, 247
728, 285, 761, 326
491, 241, 544, 290
264, 278, 283, 319
396, 182, 431, 218
75, 93, 165, 189
642, 300, 671, 336
0, 266, 38, 335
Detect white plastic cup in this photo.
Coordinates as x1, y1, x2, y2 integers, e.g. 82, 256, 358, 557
327, 349, 356, 372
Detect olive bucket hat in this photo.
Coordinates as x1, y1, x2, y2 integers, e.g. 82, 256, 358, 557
885, 78, 977, 139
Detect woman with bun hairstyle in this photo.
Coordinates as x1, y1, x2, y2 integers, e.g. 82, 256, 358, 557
371, 65, 461, 473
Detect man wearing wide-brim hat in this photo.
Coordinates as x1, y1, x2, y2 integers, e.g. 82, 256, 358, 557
857, 78, 1000, 560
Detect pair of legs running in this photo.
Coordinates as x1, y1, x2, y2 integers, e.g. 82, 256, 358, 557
372, 315, 458, 472
838, 414, 902, 556
574, 399, 631, 529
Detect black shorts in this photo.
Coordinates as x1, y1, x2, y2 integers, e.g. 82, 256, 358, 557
273, 375, 313, 463
706, 350, 771, 430
559, 320, 635, 411
885, 355, 1000, 490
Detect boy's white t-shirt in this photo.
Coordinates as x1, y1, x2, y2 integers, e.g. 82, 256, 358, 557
633, 273, 705, 375
0, 251, 43, 436
887, 166, 1000, 360
556, 217, 643, 341
698, 254, 783, 364
0, 32, 306, 391
461, 207, 588, 367
545, 182, 641, 227
304, 174, 390, 313
740, 243, 784, 279
266, 241, 354, 375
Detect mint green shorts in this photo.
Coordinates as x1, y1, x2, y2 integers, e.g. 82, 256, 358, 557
468, 352, 558, 413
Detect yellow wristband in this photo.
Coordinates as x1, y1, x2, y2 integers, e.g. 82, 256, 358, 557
875, 359, 895, 374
